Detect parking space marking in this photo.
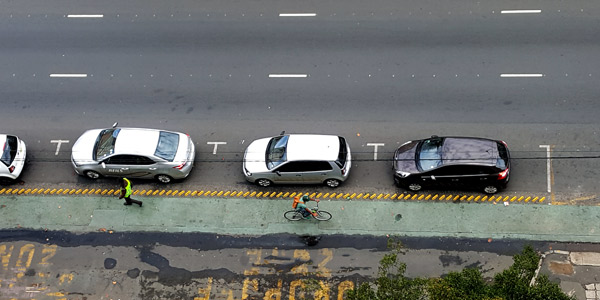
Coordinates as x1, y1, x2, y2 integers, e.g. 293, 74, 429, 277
539, 145, 552, 193
50, 140, 69, 155
207, 142, 227, 154
367, 143, 385, 161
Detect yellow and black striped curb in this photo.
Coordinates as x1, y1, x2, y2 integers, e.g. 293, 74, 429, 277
0, 187, 546, 203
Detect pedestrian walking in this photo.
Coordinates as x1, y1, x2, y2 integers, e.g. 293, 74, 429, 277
119, 178, 142, 207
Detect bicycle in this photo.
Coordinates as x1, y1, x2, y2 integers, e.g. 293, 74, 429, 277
284, 200, 332, 221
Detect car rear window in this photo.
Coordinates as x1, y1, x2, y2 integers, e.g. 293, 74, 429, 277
496, 142, 510, 169
155, 132, 180, 161
0, 136, 18, 167
95, 129, 120, 160
266, 135, 289, 169
335, 137, 348, 168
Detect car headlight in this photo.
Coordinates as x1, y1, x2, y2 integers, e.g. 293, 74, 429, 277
244, 166, 252, 176
395, 170, 410, 178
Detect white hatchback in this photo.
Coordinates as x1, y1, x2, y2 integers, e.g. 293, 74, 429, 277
0, 134, 26, 183
243, 133, 351, 188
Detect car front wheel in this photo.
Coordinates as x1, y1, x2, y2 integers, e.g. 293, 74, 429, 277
483, 185, 499, 194
407, 183, 422, 192
156, 175, 173, 184
256, 179, 272, 187
85, 170, 101, 179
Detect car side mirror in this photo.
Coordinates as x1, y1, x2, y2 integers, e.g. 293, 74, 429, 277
275, 171, 281, 176
101, 162, 106, 169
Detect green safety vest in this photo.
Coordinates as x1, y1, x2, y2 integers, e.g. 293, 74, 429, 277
123, 178, 132, 197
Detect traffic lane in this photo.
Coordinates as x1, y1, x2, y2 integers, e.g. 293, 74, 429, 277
0, 231, 561, 299
2, 63, 600, 126
2, 14, 600, 74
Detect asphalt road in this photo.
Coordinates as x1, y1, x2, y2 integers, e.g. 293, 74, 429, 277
0, 0, 599, 201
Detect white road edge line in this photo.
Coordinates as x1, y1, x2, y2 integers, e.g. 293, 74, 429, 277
49, 74, 88, 78
539, 145, 552, 193
501, 10, 541, 14
279, 13, 317, 17
500, 74, 543, 78
268, 74, 308, 78
67, 14, 104, 18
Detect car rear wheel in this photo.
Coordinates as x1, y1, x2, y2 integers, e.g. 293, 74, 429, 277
407, 183, 422, 191
85, 170, 101, 179
483, 185, 499, 194
324, 179, 341, 188
156, 174, 173, 184
256, 179, 272, 187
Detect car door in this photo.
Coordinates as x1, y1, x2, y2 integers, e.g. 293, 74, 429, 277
127, 155, 158, 178
424, 165, 465, 188
272, 161, 306, 183
300, 161, 334, 183
460, 165, 495, 188
101, 155, 137, 177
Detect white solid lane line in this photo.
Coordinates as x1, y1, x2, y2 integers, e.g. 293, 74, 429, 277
501, 10, 541, 14
500, 74, 543, 78
268, 74, 308, 78
67, 14, 104, 18
50, 74, 88, 78
279, 13, 317, 17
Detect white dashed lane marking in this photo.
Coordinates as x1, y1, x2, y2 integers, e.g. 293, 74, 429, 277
268, 74, 308, 78
67, 14, 104, 18
279, 13, 317, 17
49, 74, 88, 78
500, 74, 544, 78
501, 10, 541, 14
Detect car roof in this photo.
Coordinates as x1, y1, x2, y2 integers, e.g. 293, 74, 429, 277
441, 137, 498, 166
114, 128, 161, 156
286, 134, 340, 161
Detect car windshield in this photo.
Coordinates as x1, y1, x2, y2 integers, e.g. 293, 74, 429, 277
0, 136, 17, 167
417, 138, 443, 170
94, 129, 120, 160
266, 135, 288, 169
155, 132, 180, 161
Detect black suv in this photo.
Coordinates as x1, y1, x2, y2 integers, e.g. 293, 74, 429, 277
392, 136, 510, 194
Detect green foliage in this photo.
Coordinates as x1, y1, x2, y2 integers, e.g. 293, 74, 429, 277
428, 268, 492, 300
346, 243, 575, 300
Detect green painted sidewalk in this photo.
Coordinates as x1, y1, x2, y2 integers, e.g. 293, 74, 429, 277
0, 195, 598, 242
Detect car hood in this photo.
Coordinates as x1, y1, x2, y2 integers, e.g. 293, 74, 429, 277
71, 129, 102, 164
393, 140, 420, 173
243, 137, 270, 173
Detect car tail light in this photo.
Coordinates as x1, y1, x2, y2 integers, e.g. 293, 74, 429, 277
174, 161, 187, 170
8, 166, 14, 173
341, 165, 347, 176
498, 168, 509, 180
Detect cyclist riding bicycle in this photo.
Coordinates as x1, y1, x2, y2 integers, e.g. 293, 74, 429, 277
293, 195, 319, 219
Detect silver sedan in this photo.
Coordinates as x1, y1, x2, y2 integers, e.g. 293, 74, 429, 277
71, 126, 195, 183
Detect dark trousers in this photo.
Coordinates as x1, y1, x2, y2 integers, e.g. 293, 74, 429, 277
124, 196, 142, 206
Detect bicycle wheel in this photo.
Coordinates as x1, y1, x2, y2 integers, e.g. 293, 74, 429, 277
314, 210, 332, 221
284, 210, 303, 221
